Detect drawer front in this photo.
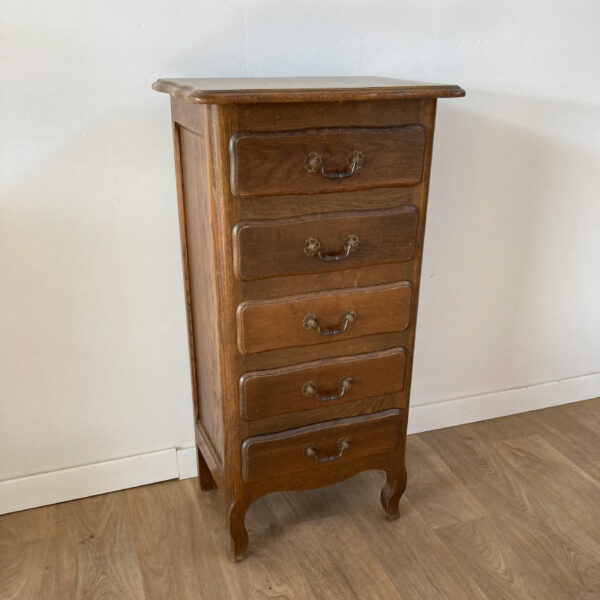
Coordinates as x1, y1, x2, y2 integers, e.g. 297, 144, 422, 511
242, 409, 402, 482
237, 281, 412, 354
233, 206, 419, 281
240, 348, 406, 421
230, 126, 426, 198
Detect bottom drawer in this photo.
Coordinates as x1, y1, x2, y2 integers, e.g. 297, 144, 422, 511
242, 409, 402, 483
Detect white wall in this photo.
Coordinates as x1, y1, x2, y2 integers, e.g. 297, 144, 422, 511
2, 0, 599, 512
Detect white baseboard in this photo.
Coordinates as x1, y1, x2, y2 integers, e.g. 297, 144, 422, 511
2, 373, 598, 515
0, 449, 180, 515
0, 445, 200, 515
408, 372, 600, 434
176, 446, 199, 479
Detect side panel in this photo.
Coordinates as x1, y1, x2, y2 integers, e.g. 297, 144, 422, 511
172, 102, 224, 467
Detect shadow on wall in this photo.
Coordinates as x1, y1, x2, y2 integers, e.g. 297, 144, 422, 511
1, 104, 193, 480
412, 90, 600, 403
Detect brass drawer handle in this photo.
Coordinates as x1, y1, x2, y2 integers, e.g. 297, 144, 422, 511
304, 234, 360, 262
301, 377, 354, 402
304, 438, 351, 463
302, 309, 357, 336
304, 150, 364, 180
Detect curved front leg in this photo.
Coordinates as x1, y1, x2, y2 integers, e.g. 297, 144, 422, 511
228, 498, 249, 561
380, 466, 407, 520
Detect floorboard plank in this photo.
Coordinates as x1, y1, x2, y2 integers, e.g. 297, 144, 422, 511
495, 434, 600, 532
329, 471, 489, 600
126, 479, 229, 600
404, 435, 486, 529
56, 491, 145, 599
267, 491, 402, 600
3, 398, 599, 599
0, 538, 58, 600
0, 505, 57, 548
435, 515, 573, 600
185, 482, 318, 600
423, 423, 600, 596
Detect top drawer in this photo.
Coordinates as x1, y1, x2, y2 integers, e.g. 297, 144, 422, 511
230, 125, 426, 198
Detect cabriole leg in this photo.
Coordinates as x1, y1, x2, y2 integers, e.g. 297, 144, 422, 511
228, 498, 249, 561
380, 465, 407, 520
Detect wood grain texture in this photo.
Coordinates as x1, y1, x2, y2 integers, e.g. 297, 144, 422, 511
153, 76, 466, 104
237, 99, 424, 132
3, 399, 600, 598
178, 119, 225, 462
403, 436, 486, 530
0, 538, 58, 600
161, 85, 460, 559
237, 281, 413, 354
242, 409, 402, 483
230, 126, 425, 197
234, 206, 419, 281
240, 347, 406, 421
126, 481, 231, 600
55, 492, 145, 600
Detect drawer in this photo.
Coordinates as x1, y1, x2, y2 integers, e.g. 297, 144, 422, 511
242, 409, 403, 483
233, 206, 419, 281
237, 281, 412, 354
230, 125, 426, 198
240, 348, 406, 421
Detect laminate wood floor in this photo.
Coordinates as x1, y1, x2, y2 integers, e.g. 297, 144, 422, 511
2, 398, 599, 600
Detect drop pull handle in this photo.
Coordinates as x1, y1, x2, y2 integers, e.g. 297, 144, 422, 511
302, 310, 357, 336
301, 377, 354, 402
304, 438, 351, 462
304, 234, 360, 262
304, 150, 364, 180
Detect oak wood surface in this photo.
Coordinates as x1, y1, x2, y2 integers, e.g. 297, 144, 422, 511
230, 126, 425, 197
177, 115, 225, 461
240, 347, 406, 421
233, 206, 419, 281
153, 76, 466, 104
237, 99, 424, 132
242, 409, 402, 483
239, 186, 415, 221
237, 281, 413, 354
162, 86, 457, 559
4, 399, 600, 599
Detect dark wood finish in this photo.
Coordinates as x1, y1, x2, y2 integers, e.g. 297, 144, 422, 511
154, 77, 464, 560
242, 409, 403, 483
230, 126, 425, 197
240, 348, 407, 421
237, 99, 424, 132
233, 206, 419, 281
237, 281, 412, 354
152, 76, 466, 104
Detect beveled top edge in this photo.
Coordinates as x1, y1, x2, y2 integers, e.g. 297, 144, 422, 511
152, 76, 466, 104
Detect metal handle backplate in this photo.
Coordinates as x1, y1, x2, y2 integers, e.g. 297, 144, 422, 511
304, 234, 359, 262
304, 150, 364, 179
302, 309, 357, 336
302, 377, 354, 402
304, 438, 351, 462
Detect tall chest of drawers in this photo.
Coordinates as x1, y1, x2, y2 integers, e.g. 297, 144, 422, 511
153, 77, 465, 560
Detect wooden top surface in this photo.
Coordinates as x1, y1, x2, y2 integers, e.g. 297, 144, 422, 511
152, 76, 465, 104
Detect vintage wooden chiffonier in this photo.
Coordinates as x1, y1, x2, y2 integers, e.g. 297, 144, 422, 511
153, 77, 465, 560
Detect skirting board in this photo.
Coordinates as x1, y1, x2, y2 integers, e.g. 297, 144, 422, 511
1, 372, 598, 515
0, 446, 198, 515
407, 371, 600, 434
